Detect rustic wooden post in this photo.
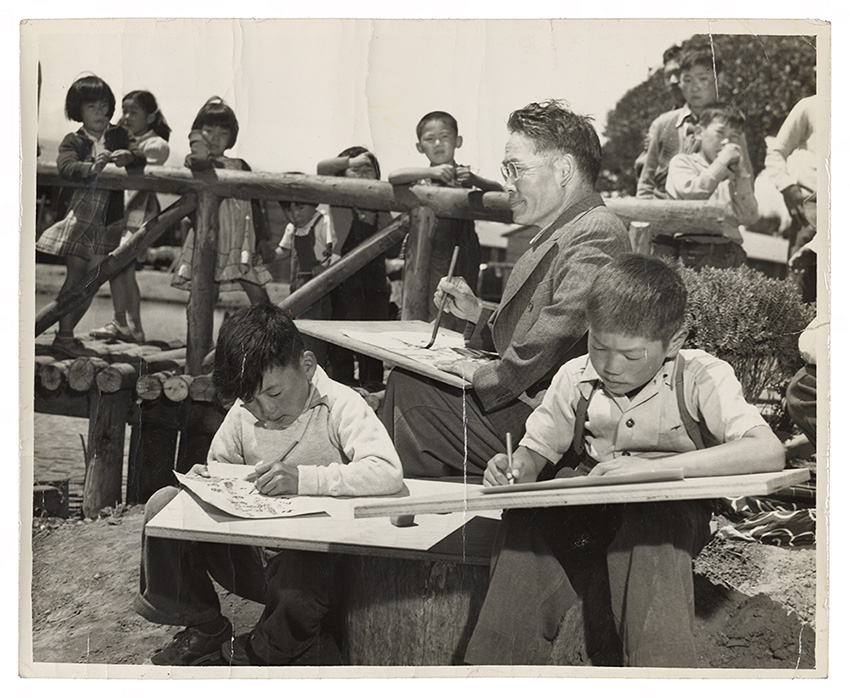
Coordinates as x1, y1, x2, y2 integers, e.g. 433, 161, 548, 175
402, 206, 437, 321
82, 387, 133, 518
126, 399, 182, 505
185, 191, 220, 375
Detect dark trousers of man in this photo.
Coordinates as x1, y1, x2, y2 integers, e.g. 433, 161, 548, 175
380, 368, 533, 479
787, 364, 817, 446
464, 500, 713, 667
134, 487, 343, 665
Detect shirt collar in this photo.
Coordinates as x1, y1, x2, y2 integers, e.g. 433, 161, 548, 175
81, 125, 106, 145
577, 355, 677, 402
675, 106, 696, 129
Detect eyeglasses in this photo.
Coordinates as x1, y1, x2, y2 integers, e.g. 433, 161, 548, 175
499, 156, 555, 182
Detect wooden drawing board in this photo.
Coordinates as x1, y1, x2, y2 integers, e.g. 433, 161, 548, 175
294, 320, 472, 388
353, 469, 811, 519
146, 479, 502, 565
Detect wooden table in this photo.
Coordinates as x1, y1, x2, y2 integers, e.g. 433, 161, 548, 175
294, 319, 471, 388
353, 469, 812, 519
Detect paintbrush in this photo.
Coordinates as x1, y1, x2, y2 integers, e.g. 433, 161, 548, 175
424, 245, 460, 349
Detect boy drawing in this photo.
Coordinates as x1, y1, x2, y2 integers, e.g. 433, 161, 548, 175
465, 254, 784, 667
389, 111, 502, 331
665, 104, 759, 268
135, 305, 403, 666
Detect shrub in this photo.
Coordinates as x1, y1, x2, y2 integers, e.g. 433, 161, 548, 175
680, 264, 815, 430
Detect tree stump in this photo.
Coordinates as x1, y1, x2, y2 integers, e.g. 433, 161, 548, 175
82, 388, 133, 518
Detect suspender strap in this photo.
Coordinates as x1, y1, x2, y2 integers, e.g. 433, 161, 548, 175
572, 386, 591, 457
674, 354, 708, 450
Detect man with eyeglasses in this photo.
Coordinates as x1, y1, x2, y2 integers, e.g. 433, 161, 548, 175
380, 100, 628, 480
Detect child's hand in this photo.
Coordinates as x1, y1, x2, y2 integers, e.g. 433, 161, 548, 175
483, 447, 540, 487
430, 163, 456, 184
349, 152, 374, 170
247, 459, 299, 496
717, 142, 742, 171
455, 165, 475, 186
92, 151, 111, 174
588, 455, 676, 477
110, 149, 135, 167
188, 463, 211, 478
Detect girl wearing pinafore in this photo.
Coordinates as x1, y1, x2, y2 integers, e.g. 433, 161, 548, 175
171, 97, 273, 305
36, 75, 145, 357
90, 90, 171, 344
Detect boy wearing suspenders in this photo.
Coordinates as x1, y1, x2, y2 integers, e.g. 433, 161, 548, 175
466, 254, 784, 667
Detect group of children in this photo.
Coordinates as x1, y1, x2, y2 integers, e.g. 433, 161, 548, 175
38, 71, 787, 669
39, 76, 499, 390
636, 41, 759, 269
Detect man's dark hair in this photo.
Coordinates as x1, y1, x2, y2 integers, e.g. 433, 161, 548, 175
697, 103, 746, 130
507, 99, 602, 183
415, 111, 459, 140
212, 304, 305, 403
65, 75, 116, 122
587, 253, 687, 344
679, 42, 722, 74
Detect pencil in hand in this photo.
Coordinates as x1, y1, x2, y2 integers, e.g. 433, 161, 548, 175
506, 432, 516, 485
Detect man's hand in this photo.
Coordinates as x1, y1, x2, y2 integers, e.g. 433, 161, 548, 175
434, 276, 481, 323
110, 149, 135, 167
247, 459, 299, 496
430, 164, 456, 184
483, 447, 544, 487
434, 359, 481, 380
188, 463, 210, 478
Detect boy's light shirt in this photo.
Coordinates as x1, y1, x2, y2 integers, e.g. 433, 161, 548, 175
520, 349, 768, 466
209, 366, 403, 497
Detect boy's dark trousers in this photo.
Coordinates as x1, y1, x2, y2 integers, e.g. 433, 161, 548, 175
134, 487, 343, 665
464, 499, 712, 667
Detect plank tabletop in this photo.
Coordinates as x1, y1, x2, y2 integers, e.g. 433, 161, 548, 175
353, 469, 812, 519
146, 479, 502, 565
294, 319, 471, 388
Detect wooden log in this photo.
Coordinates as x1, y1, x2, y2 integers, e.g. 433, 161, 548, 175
83, 388, 133, 518
175, 402, 225, 474
39, 359, 74, 391
140, 348, 187, 373
401, 206, 437, 321
188, 374, 216, 402
342, 555, 490, 665
281, 215, 409, 319
185, 191, 219, 375
163, 374, 192, 403
68, 357, 109, 392
35, 195, 196, 337
136, 370, 178, 401
34, 356, 54, 381
126, 399, 184, 504
96, 362, 139, 393
33, 475, 70, 519
37, 163, 728, 233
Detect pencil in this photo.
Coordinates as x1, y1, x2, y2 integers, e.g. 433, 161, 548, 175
424, 245, 460, 349
506, 432, 514, 484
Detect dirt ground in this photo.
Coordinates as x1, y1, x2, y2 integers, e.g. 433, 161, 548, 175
25, 504, 818, 670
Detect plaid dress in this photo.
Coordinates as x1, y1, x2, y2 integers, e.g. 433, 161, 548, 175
36, 126, 134, 260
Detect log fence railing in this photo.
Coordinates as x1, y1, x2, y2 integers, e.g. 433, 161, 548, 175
34, 162, 728, 516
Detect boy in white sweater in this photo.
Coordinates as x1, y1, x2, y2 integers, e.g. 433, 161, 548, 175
135, 304, 403, 666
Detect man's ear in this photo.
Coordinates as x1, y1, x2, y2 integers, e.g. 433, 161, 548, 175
557, 154, 575, 187
301, 350, 317, 380
665, 326, 689, 358
415, 142, 424, 155
455, 135, 463, 149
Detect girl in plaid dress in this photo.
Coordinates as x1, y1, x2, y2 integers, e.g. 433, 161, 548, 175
90, 90, 171, 344
171, 97, 273, 305
36, 75, 145, 357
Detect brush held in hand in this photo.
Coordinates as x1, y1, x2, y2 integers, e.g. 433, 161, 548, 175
424, 245, 460, 349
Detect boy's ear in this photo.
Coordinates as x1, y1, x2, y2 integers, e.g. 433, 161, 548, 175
300, 350, 317, 380
415, 142, 425, 155
455, 135, 463, 149
665, 326, 689, 358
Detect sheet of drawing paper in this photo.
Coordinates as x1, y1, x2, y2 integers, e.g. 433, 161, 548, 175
342, 329, 497, 367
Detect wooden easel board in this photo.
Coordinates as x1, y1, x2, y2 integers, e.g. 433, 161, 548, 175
353, 469, 811, 519
146, 480, 501, 565
294, 319, 473, 388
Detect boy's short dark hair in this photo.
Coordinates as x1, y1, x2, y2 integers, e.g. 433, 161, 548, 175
507, 99, 602, 183
191, 96, 239, 149
335, 146, 382, 180
65, 75, 116, 122
587, 253, 687, 344
415, 111, 459, 140
679, 43, 722, 74
212, 304, 305, 403
697, 103, 746, 130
